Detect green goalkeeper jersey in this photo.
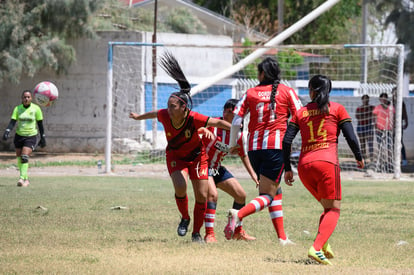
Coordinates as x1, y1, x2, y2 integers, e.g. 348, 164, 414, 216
11, 103, 43, 137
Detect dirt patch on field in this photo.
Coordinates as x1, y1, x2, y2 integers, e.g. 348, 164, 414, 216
1, 151, 413, 181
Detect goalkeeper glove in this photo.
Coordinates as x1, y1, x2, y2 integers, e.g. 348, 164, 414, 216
39, 135, 46, 148
2, 129, 10, 141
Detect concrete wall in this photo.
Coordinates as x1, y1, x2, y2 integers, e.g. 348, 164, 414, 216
0, 31, 234, 153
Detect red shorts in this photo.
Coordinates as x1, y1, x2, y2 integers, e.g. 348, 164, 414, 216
298, 161, 341, 201
166, 152, 209, 180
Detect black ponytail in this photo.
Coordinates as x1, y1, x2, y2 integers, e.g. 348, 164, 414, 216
258, 57, 281, 110
309, 75, 331, 114
159, 51, 193, 110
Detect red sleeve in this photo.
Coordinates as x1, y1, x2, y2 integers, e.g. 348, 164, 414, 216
191, 111, 210, 129
336, 103, 351, 125
157, 109, 168, 123
234, 92, 249, 118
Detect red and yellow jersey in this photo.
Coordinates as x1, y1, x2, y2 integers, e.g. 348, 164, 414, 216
234, 83, 301, 151
202, 118, 245, 169
157, 109, 209, 161
290, 101, 351, 165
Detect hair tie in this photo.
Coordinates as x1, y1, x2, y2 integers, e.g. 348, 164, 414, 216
170, 94, 187, 107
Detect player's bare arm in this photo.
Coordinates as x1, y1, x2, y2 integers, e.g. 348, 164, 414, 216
240, 155, 259, 188
207, 117, 231, 131
198, 127, 215, 141
129, 111, 157, 120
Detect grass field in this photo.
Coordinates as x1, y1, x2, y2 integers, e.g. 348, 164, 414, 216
0, 174, 413, 274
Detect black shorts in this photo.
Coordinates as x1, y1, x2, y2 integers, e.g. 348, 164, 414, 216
14, 134, 37, 150
248, 149, 284, 183
208, 166, 234, 185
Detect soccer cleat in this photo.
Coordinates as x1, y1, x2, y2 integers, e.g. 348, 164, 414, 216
232, 228, 256, 241
322, 242, 335, 259
279, 238, 296, 246
17, 178, 24, 187
177, 218, 190, 237
224, 209, 239, 240
191, 233, 204, 243
204, 233, 217, 243
308, 246, 332, 265
23, 179, 30, 187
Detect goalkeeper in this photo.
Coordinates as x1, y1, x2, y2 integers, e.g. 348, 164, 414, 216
2, 90, 46, 187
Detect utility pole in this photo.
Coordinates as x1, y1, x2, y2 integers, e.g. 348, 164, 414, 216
278, 0, 284, 34
152, 0, 158, 149
361, 0, 368, 83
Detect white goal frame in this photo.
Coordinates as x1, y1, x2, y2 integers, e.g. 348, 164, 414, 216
105, 42, 405, 179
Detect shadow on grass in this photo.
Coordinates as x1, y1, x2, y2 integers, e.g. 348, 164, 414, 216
264, 256, 319, 265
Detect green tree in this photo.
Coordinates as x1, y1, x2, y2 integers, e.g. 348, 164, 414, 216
0, 0, 101, 85
369, 0, 414, 73
193, 0, 362, 44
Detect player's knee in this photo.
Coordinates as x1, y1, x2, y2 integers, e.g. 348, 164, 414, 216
260, 193, 273, 203
21, 154, 29, 163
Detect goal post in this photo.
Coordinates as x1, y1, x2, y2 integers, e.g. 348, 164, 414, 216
106, 42, 405, 179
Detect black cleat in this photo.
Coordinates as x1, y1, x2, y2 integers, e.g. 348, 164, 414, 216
177, 218, 190, 237
191, 232, 204, 243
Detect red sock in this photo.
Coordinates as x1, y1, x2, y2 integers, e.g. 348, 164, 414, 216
205, 201, 216, 235
313, 208, 340, 251
238, 194, 272, 220
175, 195, 190, 220
193, 201, 207, 234
268, 193, 286, 240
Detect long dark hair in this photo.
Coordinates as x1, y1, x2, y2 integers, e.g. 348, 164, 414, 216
159, 51, 193, 110
309, 74, 331, 114
258, 57, 281, 110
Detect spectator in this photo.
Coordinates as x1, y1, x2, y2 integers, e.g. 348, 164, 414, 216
373, 93, 394, 172
355, 95, 374, 162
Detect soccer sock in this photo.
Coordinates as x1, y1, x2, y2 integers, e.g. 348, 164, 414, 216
268, 193, 287, 240
238, 194, 272, 221
175, 195, 190, 220
20, 162, 29, 180
193, 201, 207, 234
17, 157, 22, 179
205, 201, 216, 235
232, 201, 245, 233
313, 208, 340, 251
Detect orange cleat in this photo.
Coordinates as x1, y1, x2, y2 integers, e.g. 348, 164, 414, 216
204, 233, 217, 243
232, 228, 256, 241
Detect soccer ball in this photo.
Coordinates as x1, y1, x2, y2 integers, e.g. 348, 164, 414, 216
33, 81, 59, 107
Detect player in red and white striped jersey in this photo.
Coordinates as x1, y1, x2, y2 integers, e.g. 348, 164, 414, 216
200, 99, 259, 243
225, 57, 302, 245
283, 75, 364, 265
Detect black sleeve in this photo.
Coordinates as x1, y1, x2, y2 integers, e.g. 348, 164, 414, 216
6, 119, 16, 131
37, 120, 45, 137
340, 121, 362, 161
282, 123, 300, 172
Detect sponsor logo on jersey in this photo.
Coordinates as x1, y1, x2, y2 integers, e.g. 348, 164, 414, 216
214, 141, 229, 153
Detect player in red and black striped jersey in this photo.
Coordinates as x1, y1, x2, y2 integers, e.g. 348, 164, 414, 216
283, 75, 364, 265
225, 57, 301, 245
200, 99, 259, 243
129, 52, 231, 243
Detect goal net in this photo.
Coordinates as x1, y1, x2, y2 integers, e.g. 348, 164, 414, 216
107, 43, 404, 179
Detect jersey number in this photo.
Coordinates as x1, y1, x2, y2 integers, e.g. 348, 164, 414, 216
256, 102, 275, 123
306, 119, 327, 142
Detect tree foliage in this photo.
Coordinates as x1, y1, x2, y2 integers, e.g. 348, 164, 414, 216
193, 0, 362, 44
369, 0, 414, 72
0, 0, 101, 85
92, 0, 207, 34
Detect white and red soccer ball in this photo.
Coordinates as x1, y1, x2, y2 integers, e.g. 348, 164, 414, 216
33, 81, 59, 107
